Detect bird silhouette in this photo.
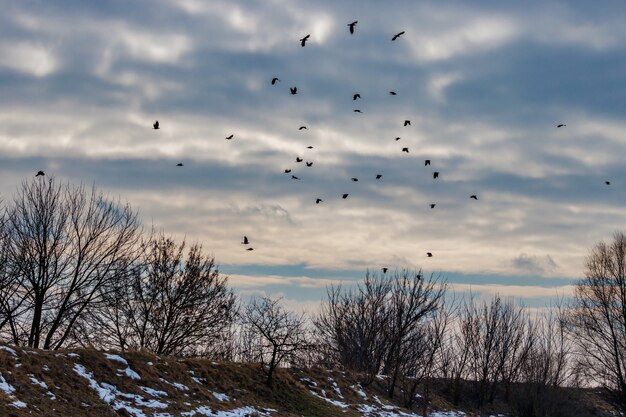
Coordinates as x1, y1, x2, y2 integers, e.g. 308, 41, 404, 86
404, 120, 411, 126
153, 121, 159, 130
425, 159, 431, 166
389, 91, 397, 95
226, 134, 234, 140
402, 147, 409, 153
242, 236, 249, 245
433, 172, 439, 179
351, 177, 359, 182
306, 162, 313, 167
35, 170, 45, 177
296, 157, 303, 162
176, 163, 183, 167
316, 198, 323, 204
290, 87, 298, 95
470, 195, 478, 200
342, 193, 349, 199
395, 137, 401, 141
353, 93, 361, 100
300, 34, 310, 47
284, 169, 292, 173
376, 174, 383, 179
246, 247, 254, 251
426, 252, 433, 257
271, 77, 280, 85
382, 267, 388, 273
354, 109, 362, 113
557, 124, 566, 128
392, 31, 405, 41
299, 126, 307, 130
606, 181, 611, 185
416, 273, 422, 280
429, 203, 436, 209
306, 146, 314, 149
348, 21, 358, 34
291, 175, 300, 180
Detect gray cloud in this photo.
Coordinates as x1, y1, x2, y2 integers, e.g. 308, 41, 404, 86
1, 0, 624, 305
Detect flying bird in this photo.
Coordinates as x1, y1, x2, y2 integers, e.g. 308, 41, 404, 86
176, 163, 183, 167
433, 172, 439, 179
557, 124, 566, 128
299, 126, 307, 130
353, 93, 361, 100
395, 137, 401, 141
389, 91, 397, 95
316, 198, 323, 204
246, 247, 254, 251
606, 181, 611, 185
416, 273, 422, 280
470, 195, 478, 200
226, 134, 234, 140
271, 77, 280, 85
425, 159, 431, 166
348, 21, 358, 34
153, 121, 160, 130
354, 109, 362, 113
402, 147, 409, 153
351, 177, 359, 182
35, 170, 45, 177
290, 87, 298, 95
376, 174, 383, 179
296, 157, 303, 162
382, 267, 388, 273
291, 175, 300, 180
306, 162, 313, 167
392, 31, 405, 41
427, 252, 433, 257
306, 146, 314, 149
284, 169, 291, 173
429, 203, 436, 209
404, 120, 411, 126
242, 236, 249, 245
300, 34, 310, 47
342, 193, 349, 199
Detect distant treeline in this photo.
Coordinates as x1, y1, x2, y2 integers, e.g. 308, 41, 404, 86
0, 177, 624, 416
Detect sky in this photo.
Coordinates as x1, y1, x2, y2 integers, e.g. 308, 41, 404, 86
1, 0, 625, 313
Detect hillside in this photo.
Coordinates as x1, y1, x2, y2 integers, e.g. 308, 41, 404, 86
0, 345, 617, 417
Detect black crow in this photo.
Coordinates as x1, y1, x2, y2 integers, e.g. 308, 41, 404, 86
404, 120, 410, 126
35, 170, 45, 177
300, 34, 310, 46
353, 93, 361, 100
290, 87, 298, 95
242, 236, 249, 245
392, 31, 405, 41
433, 172, 439, 179
271, 77, 280, 85
226, 134, 234, 140
348, 21, 358, 34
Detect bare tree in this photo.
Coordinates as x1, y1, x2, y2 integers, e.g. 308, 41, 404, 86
568, 232, 626, 408
241, 296, 309, 387
0, 177, 141, 349
83, 233, 237, 357
382, 270, 446, 398
315, 272, 391, 383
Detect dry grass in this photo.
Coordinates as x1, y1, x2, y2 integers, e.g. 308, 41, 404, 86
0, 345, 621, 417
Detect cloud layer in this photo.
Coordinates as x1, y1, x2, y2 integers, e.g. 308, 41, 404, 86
2, 0, 625, 307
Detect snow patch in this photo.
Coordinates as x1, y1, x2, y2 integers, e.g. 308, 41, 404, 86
0, 371, 16, 394
181, 406, 274, 416
9, 400, 27, 408
212, 391, 230, 401
29, 374, 48, 389
104, 353, 128, 365
140, 386, 168, 397
159, 377, 189, 391
351, 383, 368, 400
0, 346, 17, 356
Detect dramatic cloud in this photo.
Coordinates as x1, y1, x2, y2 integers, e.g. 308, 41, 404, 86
1, 0, 625, 307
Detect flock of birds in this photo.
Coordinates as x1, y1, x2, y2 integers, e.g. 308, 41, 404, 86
32, 21, 591, 274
